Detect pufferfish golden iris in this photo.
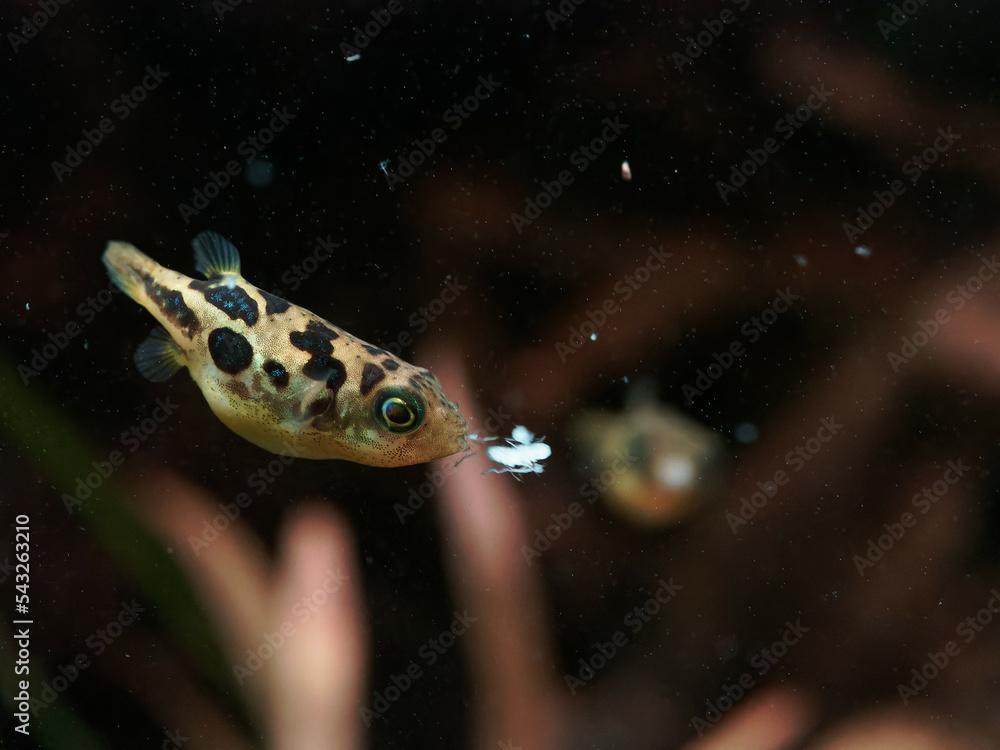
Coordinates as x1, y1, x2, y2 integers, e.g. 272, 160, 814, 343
102, 231, 469, 467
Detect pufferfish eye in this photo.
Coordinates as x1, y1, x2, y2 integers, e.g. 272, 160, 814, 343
373, 388, 424, 433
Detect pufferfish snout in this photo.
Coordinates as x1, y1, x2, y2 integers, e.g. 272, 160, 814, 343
102, 230, 469, 467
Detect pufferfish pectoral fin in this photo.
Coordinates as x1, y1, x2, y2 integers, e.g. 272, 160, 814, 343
192, 230, 242, 278
133, 326, 185, 382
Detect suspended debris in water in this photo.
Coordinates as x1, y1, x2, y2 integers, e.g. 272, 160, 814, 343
793, 255, 808, 267
621, 159, 632, 181
854, 245, 872, 258
345, 52, 361, 62
485, 425, 551, 479
589, 332, 598, 341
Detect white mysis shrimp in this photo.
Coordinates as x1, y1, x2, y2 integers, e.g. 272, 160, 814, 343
484, 425, 551, 479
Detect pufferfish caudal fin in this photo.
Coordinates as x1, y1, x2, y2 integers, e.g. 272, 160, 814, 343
102, 240, 162, 300
102, 240, 194, 382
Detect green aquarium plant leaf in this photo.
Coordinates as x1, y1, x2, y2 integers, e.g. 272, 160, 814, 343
0, 354, 241, 707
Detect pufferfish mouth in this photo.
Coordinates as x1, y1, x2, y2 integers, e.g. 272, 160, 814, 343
448, 413, 470, 453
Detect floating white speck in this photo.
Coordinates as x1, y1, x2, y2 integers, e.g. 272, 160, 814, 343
621, 159, 632, 181
485, 424, 551, 479
24, 302, 30, 311
589, 332, 598, 341
854, 245, 872, 258
794, 255, 808, 267
345, 52, 361, 62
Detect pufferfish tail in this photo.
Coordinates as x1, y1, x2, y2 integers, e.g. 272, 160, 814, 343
102, 240, 189, 382
102, 240, 161, 301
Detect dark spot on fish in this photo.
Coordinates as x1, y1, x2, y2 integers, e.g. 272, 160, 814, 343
263, 359, 289, 389
208, 327, 253, 374
290, 329, 333, 356
325, 358, 347, 399
140, 273, 201, 338
306, 396, 332, 417
382, 358, 400, 371
302, 353, 336, 380
259, 288, 292, 315
309, 358, 347, 432
203, 284, 259, 326
307, 319, 339, 341
362, 343, 390, 357
408, 375, 424, 390
360, 362, 385, 396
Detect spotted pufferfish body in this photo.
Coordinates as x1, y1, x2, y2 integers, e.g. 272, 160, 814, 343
102, 232, 469, 467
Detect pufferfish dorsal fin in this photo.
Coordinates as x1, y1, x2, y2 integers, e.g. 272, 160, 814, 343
192, 230, 242, 278
134, 326, 185, 382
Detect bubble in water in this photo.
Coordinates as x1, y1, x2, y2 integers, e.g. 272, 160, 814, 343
245, 159, 274, 188
734, 422, 759, 444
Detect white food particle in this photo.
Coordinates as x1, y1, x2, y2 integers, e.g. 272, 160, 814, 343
485, 424, 551, 478
854, 245, 872, 258
345, 53, 361, 62
621, 160, 632, 181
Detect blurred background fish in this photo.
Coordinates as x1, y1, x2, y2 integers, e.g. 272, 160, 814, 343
570, 389, 724, 528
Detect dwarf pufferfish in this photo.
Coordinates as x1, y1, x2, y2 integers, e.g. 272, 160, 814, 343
102, 232, 469, 467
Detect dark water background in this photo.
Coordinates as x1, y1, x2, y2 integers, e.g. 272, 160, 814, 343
4, 1, 1000, 748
